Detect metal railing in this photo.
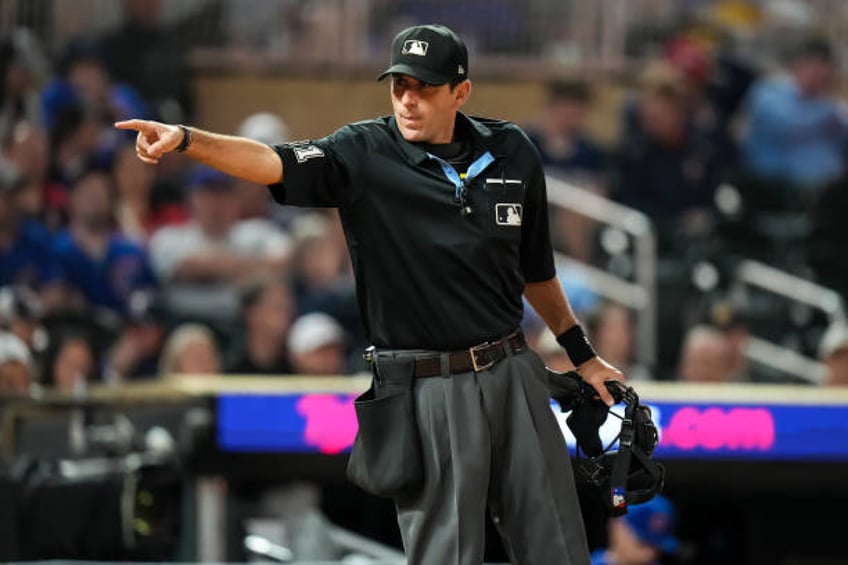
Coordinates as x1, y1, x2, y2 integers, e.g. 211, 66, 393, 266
545, 176, 658, 368
544, 180, 845, 384
730, 259, 846, 384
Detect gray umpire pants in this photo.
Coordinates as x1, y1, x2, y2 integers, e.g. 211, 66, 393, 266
393, 348, 590, 565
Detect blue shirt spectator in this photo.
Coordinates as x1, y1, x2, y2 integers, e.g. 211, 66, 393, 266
41, 37, 149, 132
742, 37, 848, 191
614, 64, 733, 220
53, 168, 156, 317
0, 218, 60, 288
590, 495, 679, 565
1, 163, 60, 289
742, 76, 848, 189
52, 230, 156, 316
524, 79, 607, 181
616, 105, 719, 216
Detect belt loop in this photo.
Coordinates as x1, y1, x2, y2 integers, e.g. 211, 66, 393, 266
440, 352, 450, 376
501, 337, 513, 358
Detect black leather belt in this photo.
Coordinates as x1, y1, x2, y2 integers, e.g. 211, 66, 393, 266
367, 330, 527, 378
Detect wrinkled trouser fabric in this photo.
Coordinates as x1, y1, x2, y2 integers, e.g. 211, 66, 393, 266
394, 348, 590, 565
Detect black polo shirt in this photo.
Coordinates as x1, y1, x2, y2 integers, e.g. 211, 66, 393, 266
269, 112, 555, 350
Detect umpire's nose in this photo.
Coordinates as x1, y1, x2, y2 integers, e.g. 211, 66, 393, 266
401, 88, 418, 109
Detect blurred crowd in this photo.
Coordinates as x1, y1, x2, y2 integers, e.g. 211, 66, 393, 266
3, 0, 848, 400
0, 1, 366, 397
522, 25, 848, 387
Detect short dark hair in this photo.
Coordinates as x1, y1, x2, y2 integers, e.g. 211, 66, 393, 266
40, 328, 95, 387
448, 77, 468, 91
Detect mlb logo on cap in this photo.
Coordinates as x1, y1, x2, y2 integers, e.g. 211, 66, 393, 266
402, 40, 429, 56
378, 24, 469, 86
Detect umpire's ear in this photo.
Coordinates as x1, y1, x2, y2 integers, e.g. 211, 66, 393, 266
452, 80, 472, 109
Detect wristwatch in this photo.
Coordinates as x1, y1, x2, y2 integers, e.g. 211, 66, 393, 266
176, 125, 193, 153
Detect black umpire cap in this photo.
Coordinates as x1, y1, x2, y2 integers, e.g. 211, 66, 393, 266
378, 24, 468, 86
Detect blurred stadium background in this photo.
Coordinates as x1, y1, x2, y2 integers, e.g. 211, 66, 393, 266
2, 0, 848, 563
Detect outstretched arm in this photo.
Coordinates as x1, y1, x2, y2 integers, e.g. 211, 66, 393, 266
525, 276, 623, 405
114, 120, 283, 185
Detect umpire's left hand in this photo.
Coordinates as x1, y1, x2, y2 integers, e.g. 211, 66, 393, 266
575, 356, 624, 406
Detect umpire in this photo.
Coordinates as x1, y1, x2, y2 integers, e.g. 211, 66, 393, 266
117, 23, 623, 565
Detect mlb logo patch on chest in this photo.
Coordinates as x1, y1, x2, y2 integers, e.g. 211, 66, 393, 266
495, 203, 522, 226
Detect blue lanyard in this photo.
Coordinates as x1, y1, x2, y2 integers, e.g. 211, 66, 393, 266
427, 151, 495, 201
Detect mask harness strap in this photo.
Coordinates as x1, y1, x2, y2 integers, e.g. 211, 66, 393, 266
609, 392, 636, 516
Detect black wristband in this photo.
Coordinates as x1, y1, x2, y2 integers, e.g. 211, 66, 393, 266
556, 325, 597, 366
175, 125, 193, 153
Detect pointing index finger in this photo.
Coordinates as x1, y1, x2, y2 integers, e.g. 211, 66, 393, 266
114, 119, 149, 132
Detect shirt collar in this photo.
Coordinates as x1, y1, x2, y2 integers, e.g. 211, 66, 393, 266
387, 112, 494, 166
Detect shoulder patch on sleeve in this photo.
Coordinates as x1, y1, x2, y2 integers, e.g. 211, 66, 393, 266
292, 144, 325, 163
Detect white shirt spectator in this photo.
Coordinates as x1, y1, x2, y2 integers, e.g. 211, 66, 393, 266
150, 218, 291, 325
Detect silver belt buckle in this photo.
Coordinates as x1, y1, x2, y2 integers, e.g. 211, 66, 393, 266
362, 345, 376, 364
469, 341, 495, 372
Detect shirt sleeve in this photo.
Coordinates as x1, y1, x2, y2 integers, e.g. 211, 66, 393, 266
267, 129, 352, 208
519, 144, 556, 283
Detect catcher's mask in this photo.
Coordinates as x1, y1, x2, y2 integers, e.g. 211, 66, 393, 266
547, 369, 664, 516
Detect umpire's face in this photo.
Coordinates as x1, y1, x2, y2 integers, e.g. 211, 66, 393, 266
390, 74, 471, 144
